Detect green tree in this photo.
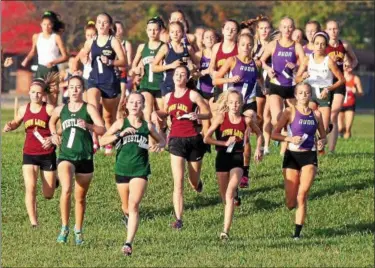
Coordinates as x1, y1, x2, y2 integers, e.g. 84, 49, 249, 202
271, 1, 374, 49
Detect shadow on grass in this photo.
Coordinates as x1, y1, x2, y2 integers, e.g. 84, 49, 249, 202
336, 152, 375, 158
310, 178, 374, 200
243, 183, 284, 196
252, 198, 282, 211
313, 222, 375, 237
142, 195, 222, 220
267, 237, 340, 248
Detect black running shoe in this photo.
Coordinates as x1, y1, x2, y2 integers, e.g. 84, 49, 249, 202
234, 189, 241, 206
122, 243, 132, 256
171, 219, 183, 230
196, 180, 203, 193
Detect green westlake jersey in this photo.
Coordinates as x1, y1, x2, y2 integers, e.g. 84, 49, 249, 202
115, 118, 151, 177
139, 41, 164, 91
59, 103, 93, 161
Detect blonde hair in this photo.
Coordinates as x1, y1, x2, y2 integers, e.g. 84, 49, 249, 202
216, 89, 243, 114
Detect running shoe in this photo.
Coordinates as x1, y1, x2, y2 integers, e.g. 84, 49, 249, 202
104, 144, 113, 156
196, 180, 203, 193
74, 228, 84, 245
57, 226, 69, 243
220, 232, 229, 240
239, 176, 249, 188
122, 243, 132, 256
263, 147, 270, 155
171, 219, 183, 230
234, 189, 241, 207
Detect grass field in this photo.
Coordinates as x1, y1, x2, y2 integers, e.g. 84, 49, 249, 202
1, 109, 374, 267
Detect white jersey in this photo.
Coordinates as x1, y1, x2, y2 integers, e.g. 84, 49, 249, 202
306, 54, 333, 88
82, 59, 92, 80
37, 33, 60, 66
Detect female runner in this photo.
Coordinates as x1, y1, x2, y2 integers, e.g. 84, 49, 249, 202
338, 59, 364, 139
22, 11, 68, 79
271, 82, 326, 239
154, 65, 211, 229
204, 89, 263, 239
3, 78, 57, 227
50, 75, 105, 245
80, 12, 126, 155
100, 92, 165, 256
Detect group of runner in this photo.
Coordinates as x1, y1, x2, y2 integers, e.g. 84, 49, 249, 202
2, 10, 364, 256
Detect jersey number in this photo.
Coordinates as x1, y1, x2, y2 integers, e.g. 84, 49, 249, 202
148, 65, 154, 83
67, 128, 76, 149
97, 57, 104, 74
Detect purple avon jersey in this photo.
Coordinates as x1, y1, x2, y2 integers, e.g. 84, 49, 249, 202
271, 41, 297, 87
197, 55, 214, 94
287, 108, 318, 151
303, 45, 313, 57
228, 57, 258, 104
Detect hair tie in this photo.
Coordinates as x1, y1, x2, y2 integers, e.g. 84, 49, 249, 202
44, 11, 51, 15
88, 20, 95, 25
313, 31, 329, 42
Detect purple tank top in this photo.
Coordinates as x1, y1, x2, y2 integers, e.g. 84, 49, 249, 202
287, 108, 318, 151
197, 55, 214, 94
228, 57, 258, 103
303, 45, 313, 57
271, 41, 297, 87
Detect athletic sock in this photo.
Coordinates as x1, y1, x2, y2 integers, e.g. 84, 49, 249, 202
294, 224, 303, 238
243, 166, 249, 177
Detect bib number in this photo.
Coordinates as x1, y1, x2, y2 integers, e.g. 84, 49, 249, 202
67, 128, 76, 149
148, 65, 154, 83
344, 90, 348, 104
97, 57, 104, 74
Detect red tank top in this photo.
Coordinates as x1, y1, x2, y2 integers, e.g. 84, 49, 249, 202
215, 42, 238, 69
23, 102, 54, 155
215, 42, 238, 90
167, 89, 198, 138
215, 112, 246, 151
325, 40, 346, 72
343, 75, 356, 107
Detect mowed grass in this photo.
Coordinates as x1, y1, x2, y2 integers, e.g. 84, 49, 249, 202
1, 109, 374, 267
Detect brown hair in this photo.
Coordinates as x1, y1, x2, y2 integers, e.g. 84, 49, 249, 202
305, 20, 321, 32
169, 21, 185, 33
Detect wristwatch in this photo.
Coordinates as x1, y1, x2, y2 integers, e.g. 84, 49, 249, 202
115, 131, 122, 139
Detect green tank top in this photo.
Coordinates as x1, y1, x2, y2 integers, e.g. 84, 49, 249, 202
115, 118, 151, 177
139, 41, 164, 91
59, 103, 93, 161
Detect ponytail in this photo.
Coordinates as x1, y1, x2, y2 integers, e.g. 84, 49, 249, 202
31, 71, 60, 94
42, 11, 65, 33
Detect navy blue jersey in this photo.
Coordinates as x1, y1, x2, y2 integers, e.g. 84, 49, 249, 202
161, 42, 189, 91
89, 36, 118, 84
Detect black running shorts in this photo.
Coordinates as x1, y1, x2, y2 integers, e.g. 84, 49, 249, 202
215, 150, 244, 172
269, 83, 295, 99
282, 149, 318, 170
115, 174, 148, 183
168, 135, 206, 162
23, 152, 57, 171
57, 159, 94, 174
